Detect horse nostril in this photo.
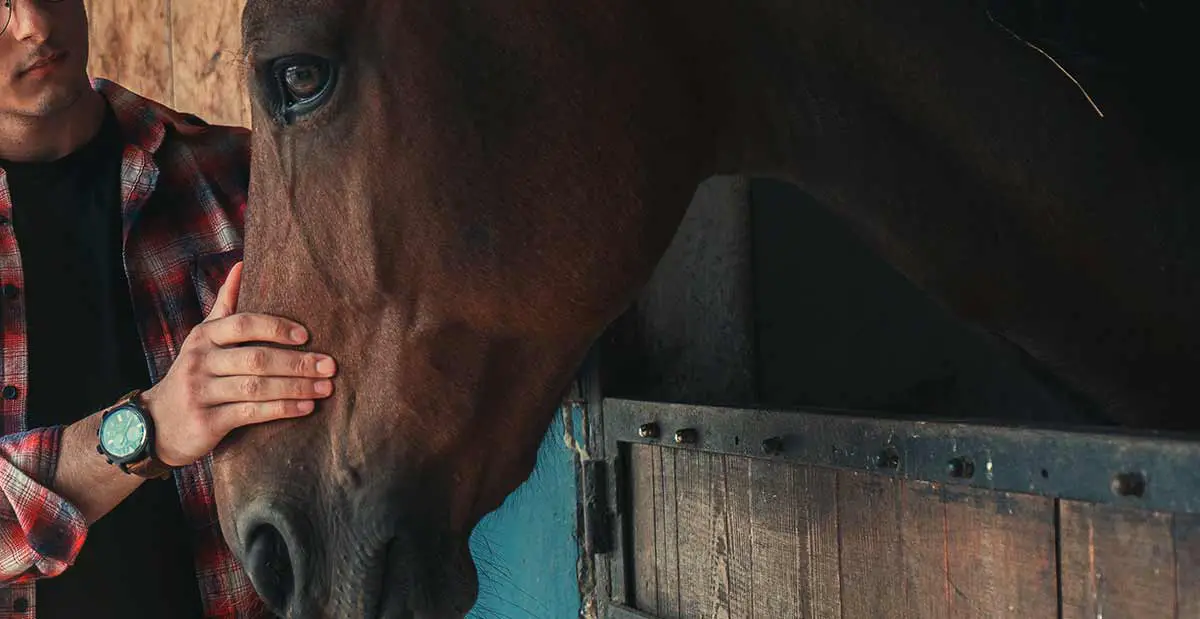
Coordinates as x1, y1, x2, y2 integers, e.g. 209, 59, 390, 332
245, 523, 295, 614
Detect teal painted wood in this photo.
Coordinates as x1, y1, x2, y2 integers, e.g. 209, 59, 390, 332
468, 411, 582, 619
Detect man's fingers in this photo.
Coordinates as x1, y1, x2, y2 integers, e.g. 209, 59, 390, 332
210, 399, 316, 436
204, 261, 244, 322
202, 375, 333, 406
204, 313, 310, 348
206, 346, 337, 378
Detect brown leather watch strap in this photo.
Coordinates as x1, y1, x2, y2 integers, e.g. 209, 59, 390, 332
124, 456, 174, 480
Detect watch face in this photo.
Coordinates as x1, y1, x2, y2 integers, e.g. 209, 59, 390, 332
100, 406, 148, 459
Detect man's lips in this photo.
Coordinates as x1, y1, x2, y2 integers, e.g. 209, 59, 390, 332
18, 50, 67, 77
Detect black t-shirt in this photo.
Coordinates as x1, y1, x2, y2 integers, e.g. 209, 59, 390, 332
1, 106, 205, 618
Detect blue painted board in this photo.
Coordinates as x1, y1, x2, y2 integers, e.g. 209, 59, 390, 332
468, 411, 582, 619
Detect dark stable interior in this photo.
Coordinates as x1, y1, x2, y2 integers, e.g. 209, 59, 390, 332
599, 0, 1197, 435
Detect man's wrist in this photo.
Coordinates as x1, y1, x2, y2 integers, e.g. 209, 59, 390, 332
94, 389, 175, 480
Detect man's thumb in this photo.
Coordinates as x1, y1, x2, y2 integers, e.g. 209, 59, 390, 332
205, 261, 244, 321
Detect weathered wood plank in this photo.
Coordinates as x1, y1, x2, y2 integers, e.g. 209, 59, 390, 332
663, 454, 844, 618
674, 450, 733, 619
795, 465, 842, 618
708, 455, 733, 619
654, 447, 681, 618
1060, 500, 1176, 619
723, 456, 753, 619
169, 0, 251, 126
630, 444, 660, 614
1174, 512, 1200, 618
899, 480, 950, 619
941, 485, 1057, 617
837, 470, 904, 618
747, 458, 801, 618
85, 0, 173, 104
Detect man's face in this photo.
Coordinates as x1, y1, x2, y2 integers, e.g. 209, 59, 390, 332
0, 0, 90, 117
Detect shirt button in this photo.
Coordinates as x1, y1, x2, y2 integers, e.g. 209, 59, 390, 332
1, 284, 17, 299
12, 597, 27, 612
2, 385, 18, 400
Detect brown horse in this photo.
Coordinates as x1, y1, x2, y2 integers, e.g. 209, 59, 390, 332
210, 0, 1198, 616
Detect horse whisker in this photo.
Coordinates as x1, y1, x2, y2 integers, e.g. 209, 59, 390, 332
985, 10, 1104, 118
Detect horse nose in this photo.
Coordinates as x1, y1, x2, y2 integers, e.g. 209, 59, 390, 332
240, 505, 306, 616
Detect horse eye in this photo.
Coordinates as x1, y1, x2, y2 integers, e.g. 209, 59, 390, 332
283, 64, 325, 100
267, 55, 337, 123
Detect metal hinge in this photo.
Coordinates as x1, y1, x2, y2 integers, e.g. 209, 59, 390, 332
581, 459, 614, 555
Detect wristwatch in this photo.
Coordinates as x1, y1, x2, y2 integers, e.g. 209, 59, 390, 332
95, 389, 174, 480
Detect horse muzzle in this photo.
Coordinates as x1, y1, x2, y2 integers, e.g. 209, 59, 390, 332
236, 496, 478, 619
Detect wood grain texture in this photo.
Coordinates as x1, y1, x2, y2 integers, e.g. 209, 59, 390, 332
1060, 500, 1177, 619
631, 444, 661, 614
794, 465, 842, 618
674, 450, 731, 619
629, 454, 1064, 618
169, 0, 252, 127
899, 480, 951, 619
837, 470, 905, 618
748, 458, 801, 618
630, 450, 847, 618
625, 449, 1197, 619
654, 447, 681, 618
1175, 513, 1200, 618
940, 485, 1057, 618
723, 456, 753, 619
85, 0, 173, 104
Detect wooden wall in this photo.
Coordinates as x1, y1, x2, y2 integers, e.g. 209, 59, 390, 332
84, 0, 252, 128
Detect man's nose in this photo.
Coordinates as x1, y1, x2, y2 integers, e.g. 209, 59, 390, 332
5, 0, 55, 43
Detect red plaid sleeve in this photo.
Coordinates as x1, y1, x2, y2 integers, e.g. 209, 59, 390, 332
0, 426, 87, 583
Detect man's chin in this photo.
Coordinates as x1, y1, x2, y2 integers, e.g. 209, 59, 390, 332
16, 82, 86, 117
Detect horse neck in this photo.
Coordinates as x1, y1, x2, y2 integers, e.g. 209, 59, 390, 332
686, 0, 1143, 181
675, 0, 1200, 425
682, 0, 1193, 276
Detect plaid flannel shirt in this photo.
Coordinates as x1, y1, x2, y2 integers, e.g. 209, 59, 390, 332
0, 78, 269, 618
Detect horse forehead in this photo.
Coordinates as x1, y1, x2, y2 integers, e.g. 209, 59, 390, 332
243, 0, 357, 40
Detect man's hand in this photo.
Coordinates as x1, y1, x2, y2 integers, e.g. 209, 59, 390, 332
141, 261, 336, 466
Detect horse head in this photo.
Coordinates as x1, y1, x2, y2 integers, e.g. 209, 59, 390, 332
212, 0, 707, 615
211, 0, 1199, 616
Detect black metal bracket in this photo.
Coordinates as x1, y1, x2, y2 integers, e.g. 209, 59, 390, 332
603, 398, 1200, 515
581, 459, 614, 555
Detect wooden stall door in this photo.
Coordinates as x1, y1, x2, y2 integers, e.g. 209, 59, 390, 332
625, 444, 1059, 619
602, 401, 1200, 619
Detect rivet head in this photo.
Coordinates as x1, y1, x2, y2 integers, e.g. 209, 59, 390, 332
1111, 471, 1147, 498
762, 436, 784, 455
674, 428, 698, 445
876, 446, 900, 470
638, 423, 660, 439
947, 456, 975, 479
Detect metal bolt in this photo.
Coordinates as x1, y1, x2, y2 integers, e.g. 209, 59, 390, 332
762, 436, 784, 455
947, 456, 975, 479
674, 428, 698, 445
876, 446, 900, 470
1111, 471, 1147, 498
638, 423, 660, 439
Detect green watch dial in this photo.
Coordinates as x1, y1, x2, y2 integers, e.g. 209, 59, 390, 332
100, 407, 148, 459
